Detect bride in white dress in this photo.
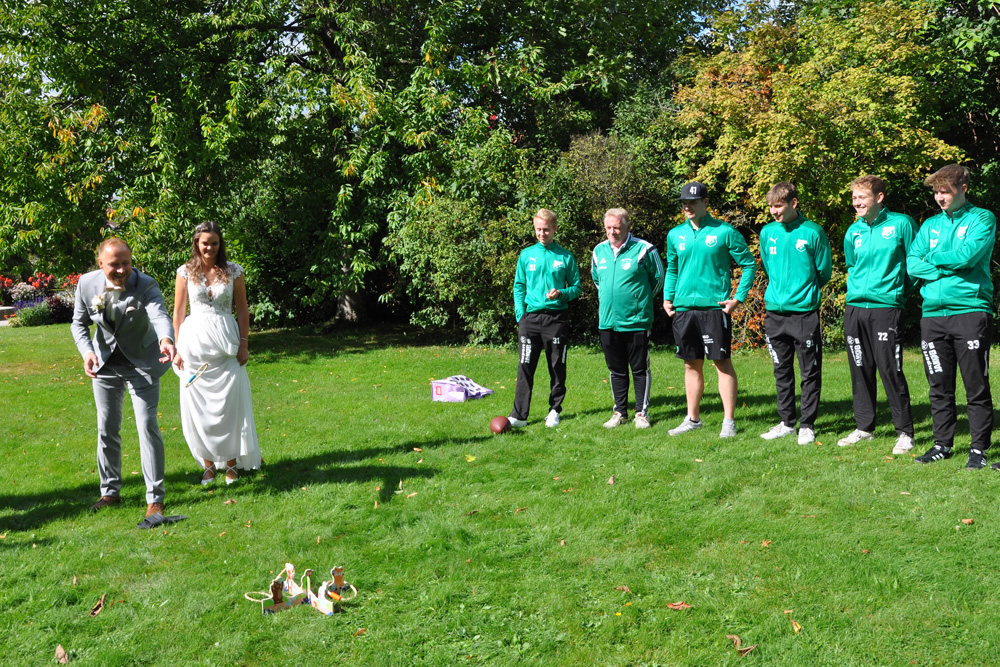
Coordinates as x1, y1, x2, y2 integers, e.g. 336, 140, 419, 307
172, 221, 261, 484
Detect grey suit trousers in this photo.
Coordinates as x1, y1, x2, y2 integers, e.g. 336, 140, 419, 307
93, 362, 165, 504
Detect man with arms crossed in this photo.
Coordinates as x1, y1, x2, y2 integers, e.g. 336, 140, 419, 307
838, 176, 918, 454
759, 182, 832, 445
592, 208, 665, 428
662, 181, 757, 438
71, 238, 176, 521
906, 164, 996, 469
508, 208, 581, 428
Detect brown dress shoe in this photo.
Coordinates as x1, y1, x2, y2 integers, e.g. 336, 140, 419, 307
145, 502, 165, 517
89, 496, 121, 512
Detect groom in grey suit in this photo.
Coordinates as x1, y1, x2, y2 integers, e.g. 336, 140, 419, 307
71, 238, 176, 519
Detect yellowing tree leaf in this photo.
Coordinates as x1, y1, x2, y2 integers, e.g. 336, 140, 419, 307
465, 454, 476, 462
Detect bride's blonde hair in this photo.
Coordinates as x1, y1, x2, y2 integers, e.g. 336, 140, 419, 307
185, 221, 230, 284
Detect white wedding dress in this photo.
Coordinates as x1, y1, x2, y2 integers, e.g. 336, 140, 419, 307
174, 263, 261, 471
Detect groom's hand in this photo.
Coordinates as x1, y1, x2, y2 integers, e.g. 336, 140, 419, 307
83, 353, 99, 378
159, 338, 176, 364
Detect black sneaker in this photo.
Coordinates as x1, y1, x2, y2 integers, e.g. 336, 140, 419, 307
915, 445, 953, 464
966, 448, 987, 470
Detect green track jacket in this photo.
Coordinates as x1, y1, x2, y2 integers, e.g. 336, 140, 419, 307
591, 235, 665, 331
906, 201, 996, 317
844, 209, 917, 309
760, 215, 832, 313
513, 241, 581, 322
662, 215, 757, 311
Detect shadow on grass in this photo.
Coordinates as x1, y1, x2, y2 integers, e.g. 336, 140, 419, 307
249, 325, 473, 365
0, 433, 493, 532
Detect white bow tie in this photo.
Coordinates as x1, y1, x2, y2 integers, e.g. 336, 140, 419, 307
105, 285, 125, 292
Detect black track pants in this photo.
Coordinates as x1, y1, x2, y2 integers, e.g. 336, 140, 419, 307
920, 312, 993, 450
765, 311, 822, 429
511, 312, 569, 420
599, 329, 651, 418
844, 306, 913, 436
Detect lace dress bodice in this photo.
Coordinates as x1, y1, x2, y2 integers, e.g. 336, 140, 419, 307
178, 263, 244, 318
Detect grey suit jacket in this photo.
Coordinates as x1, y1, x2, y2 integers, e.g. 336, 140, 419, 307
71, 268, 175, 381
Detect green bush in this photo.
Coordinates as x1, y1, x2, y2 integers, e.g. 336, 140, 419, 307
9, 302, 52, 327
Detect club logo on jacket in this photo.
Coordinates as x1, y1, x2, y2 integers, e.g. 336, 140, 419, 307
621, 258, 633, 270
796, 239, 808, 252
705, 235, 717, 247
882, 226, 895, 240
957, 225, 968, 239
552, 259, 564, 269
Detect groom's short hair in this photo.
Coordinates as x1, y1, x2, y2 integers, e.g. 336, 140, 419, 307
98, 237, 132, 255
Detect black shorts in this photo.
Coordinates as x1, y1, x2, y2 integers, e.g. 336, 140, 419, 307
672, 309, 732, 360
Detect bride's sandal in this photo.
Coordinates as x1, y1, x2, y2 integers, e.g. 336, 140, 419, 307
201, 464, 217, 486
225, 464, 239, 485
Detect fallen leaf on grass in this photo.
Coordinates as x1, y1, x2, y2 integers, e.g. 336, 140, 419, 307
962, 518, 974, 525
244, 521, 252, 528
514, 507, 527, 513
417, 458, 424, 463
562, 488, 573, 493
224, 499, 237, 505
608, 475, 615, 485
407, 492, 418, 499
463, 510, 478, 516
317, 536, 321, 544
862, 549, 871, 554
614, 585, 632, 594
800, 515, 817, 518
398, 480, 403, 491
354, 628, 367, 637
726, 634, 757, 657
56, 645, 69, 664
301, 486, 308, 491
900, 491, 911, 495
374, 501, 378, 509
465, 455, 476, 463
783, 610, 793, 614
89, 593, 107, 617
885, 456, 894, 461
553, 477, 560, 480
72, 576, 78, 587
695, 458, 703, 463
791, 619, 801, 634
0, 533, 5, 539
667, 601, 692, 610
761, 540, 772, 547
559, 539, 566, 546
219, 531, 226, 537
413, 447, 422, 452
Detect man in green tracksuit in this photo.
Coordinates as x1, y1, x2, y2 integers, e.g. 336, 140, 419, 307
906, 164, 996, 469
838, 175, 918, 454
508, 208, 581, 429
591, 207, 665, 429
759, 182, 832, 445
662, 181, 757, 438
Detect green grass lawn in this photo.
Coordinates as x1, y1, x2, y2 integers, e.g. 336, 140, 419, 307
2, 324, 999, 666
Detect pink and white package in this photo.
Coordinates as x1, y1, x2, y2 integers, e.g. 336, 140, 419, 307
431, 375, 494, 402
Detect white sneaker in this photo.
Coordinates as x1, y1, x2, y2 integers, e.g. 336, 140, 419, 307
545, 410, 560, 428
837, 429, 873, 447
760, 422, 796, 440
634, 413, 651, 429
719, 419, 737, 438
893, 433, 914, 454
668, 417, 703, 436
507, 416, 527, 428
798, 427, 815, 445
603, 412, 627, 428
